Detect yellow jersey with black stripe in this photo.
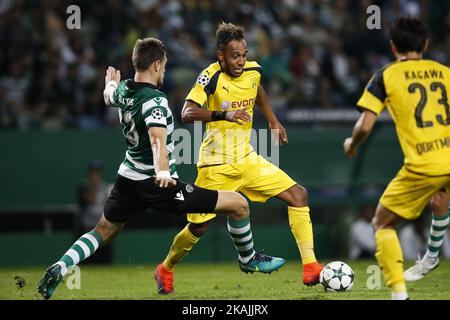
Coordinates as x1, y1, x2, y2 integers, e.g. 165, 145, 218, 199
186, 61, 262, 167
357, 59, 450, 176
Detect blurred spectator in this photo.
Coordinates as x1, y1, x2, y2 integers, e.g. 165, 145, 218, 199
0, 0, 448, 129
349, 204, 376, 260
76, 160, 113, 263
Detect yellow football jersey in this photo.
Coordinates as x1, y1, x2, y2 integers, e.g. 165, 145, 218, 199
357, 59, 450, 176
186, 61, 262, 167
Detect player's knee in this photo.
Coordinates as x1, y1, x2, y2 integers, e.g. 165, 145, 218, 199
225, 193, 249, 220
430, 192, 448, 215
371, 217, 380, 230
188, 222, 209, 237
371, 216, 392, 231
289, 185, 308, 207
234, 194, 249, 218
371, 218, 389, 232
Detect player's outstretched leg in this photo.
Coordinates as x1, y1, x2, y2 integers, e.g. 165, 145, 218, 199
154, 190, 285, 294
277, 185, 323, 286
405, 191, 449, 281
227, 215, 285, 274
217, 191, 285, 274
37, 215, 124, 299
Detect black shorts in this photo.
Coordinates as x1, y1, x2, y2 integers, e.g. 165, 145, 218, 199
104, 175, 218, 223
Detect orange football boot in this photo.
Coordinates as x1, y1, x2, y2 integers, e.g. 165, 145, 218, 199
154, 263, 174, 294
303, 261, 324, 286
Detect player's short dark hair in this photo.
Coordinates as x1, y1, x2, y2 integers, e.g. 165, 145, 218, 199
216, 22, 244, 51
132, 38, 167, 72
390, 17, 428, 53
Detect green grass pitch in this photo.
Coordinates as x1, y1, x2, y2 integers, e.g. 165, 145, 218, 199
1, 260, 450, 300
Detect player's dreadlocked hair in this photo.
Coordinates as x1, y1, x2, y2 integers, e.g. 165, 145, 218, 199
132, 38, 167, 72
390, 17, 428, 53
216, 22, 244, 51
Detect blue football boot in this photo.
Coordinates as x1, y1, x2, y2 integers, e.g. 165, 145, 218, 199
37, 264, 64, 299
239, 251, 285, 274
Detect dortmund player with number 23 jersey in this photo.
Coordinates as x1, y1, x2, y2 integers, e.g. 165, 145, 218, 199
344, 17, 450, 300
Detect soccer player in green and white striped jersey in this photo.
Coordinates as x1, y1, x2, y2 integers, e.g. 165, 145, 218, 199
37, 38, 281, 299
111, 78, 177, 180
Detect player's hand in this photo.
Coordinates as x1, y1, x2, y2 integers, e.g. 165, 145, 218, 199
343, 138, 357, 157
225, 106, 252, 125
155, 171, 177, 188
105, 66, 121, 85
269, 121, 288, 146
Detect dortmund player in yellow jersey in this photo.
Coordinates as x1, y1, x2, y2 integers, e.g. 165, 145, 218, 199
344, 17, 450, 299
154, 22, 323, 294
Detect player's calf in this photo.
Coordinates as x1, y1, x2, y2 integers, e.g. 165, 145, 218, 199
188, 221, 210, 237
215, 191, 286, 274
37, 215, 124, 299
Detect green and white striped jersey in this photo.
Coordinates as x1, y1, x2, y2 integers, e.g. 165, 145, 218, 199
110, 79, 177, 180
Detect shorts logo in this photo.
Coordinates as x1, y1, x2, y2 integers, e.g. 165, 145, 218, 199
185, 185, 194, 193
151, 108, 163, 120
221, 101, 230, 111
174, 192, 185, 201
197, 74, 210, 86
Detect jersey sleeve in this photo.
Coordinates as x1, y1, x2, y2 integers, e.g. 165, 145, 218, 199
142, 96, 169, 128
109, 81, 123, 107
356, 70, 387, 115
244, 61, 263, 76
186, 69, 219, 107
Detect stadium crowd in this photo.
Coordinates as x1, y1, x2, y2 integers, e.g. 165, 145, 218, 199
0, 0, 448, 129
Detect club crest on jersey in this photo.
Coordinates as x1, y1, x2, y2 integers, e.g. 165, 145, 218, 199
221, 101, 231, 111
153, 97, 163, 105
197, 74, 210, 86
185, 184, 194, 193
151, 108, 163, 120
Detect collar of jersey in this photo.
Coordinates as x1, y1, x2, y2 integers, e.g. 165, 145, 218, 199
127, 80, 158, 90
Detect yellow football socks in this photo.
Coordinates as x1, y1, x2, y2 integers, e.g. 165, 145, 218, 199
288, 206, 317, 264
375, 229, 408, 299
163, 225, 199, 272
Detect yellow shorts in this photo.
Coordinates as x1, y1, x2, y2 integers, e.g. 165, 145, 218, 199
187, 152, 297, 223
380, 166, 450, 220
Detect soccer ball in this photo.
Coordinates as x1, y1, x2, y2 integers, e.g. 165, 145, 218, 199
319, 261, 355, 292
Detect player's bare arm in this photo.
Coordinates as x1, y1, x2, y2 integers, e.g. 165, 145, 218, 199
103, 66, 121, 106
256, 84, 288, 145
181, 100, 251, 125
343, 110, 377, 157
149, 126, 176, 188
